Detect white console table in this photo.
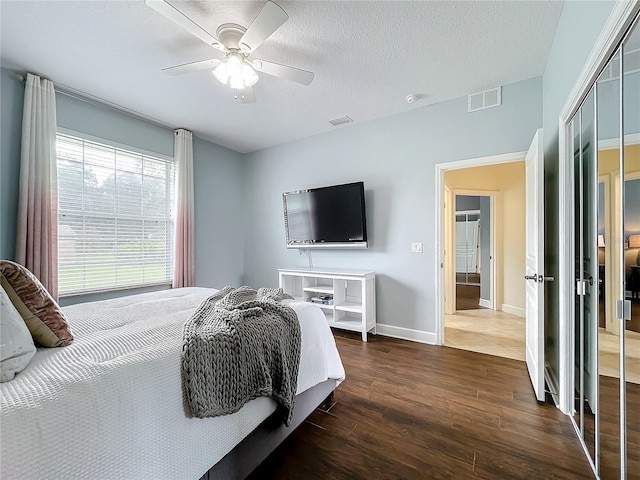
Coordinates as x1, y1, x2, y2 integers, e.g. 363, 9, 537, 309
278, 268, 376, 341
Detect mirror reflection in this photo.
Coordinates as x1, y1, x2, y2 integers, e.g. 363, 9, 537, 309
596, 47, 622, 478
570, 14, 638, 478
622, 17, 639, 478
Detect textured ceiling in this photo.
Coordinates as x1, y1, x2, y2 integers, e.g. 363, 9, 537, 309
0, 1, 563, 153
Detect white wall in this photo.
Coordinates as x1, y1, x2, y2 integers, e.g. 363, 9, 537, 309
242, 77, 542, 338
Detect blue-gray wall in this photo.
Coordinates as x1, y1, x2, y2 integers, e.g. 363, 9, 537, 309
192, 136, 245, 289
242, 77, 542, 336
541, 0, 617, 390
56, 93, 173, 157
455, 195, 480, 211
0, 68, 24, 260
0, 0, 625, 351
626, 178, 640, 237
0, 66, 246, 304
599, 71, 640, 140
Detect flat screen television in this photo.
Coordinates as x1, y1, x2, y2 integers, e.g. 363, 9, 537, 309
283, 181, 368, 249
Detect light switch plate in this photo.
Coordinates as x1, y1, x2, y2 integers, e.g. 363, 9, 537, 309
411, 242, 423, 253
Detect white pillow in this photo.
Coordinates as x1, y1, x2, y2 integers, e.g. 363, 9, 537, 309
0, 284, 37, 382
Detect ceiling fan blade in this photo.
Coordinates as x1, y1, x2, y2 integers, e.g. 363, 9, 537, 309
145, 0, 224, 51
162, 59, 221, 76
238, 1, 288, 53
253, 60, 314, 86
239, 86, 256, 104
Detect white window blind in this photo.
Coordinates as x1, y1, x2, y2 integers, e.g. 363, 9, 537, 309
56, 133, 175, 295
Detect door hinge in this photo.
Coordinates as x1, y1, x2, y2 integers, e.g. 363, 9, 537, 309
616, 299, 631, 321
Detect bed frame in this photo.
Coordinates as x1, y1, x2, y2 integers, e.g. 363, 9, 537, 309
199, 379, 337, 480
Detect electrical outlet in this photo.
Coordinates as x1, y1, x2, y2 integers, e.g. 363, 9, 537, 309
411, 242, 423, 253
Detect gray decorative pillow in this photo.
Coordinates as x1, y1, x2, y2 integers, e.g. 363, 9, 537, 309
0, 284, 37, 382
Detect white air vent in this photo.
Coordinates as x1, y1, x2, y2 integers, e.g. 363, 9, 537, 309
468, 87, 502, 112
329, 116, 353, 126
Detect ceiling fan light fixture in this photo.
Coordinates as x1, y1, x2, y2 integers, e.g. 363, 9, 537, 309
150, 0, 314, 103
212, 62, 229, 84
229, 75, 246, 90
242, 63, 259, 86
226, 53, 243, 77
212, 52, 259, 89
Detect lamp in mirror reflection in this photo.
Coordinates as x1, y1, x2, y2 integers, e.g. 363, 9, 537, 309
628, 234, 640, 248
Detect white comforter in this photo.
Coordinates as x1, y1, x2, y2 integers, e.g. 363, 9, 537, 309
0, 287, 345, 479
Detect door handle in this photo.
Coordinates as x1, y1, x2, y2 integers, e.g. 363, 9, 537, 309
524, 274, 555, 283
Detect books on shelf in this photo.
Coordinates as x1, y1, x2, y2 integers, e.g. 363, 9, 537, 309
310, 294, 333, 305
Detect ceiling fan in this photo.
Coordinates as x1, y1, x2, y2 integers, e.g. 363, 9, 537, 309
146, 0, 314, 104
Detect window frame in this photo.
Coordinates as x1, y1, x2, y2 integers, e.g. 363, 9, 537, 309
56, 128, 175, 297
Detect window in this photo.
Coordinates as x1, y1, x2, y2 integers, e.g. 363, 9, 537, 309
56, 132, 175, 295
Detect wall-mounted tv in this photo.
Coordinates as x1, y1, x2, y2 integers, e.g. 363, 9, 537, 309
283, 181, 368, 249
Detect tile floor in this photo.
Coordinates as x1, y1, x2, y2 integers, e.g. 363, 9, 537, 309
445, 308, 640, 384
444, 308, 525, 361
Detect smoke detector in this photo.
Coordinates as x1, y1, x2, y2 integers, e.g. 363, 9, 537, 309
406, 94, 419, 104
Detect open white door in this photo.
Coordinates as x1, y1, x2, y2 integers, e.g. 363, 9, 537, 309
525, 128, 545, 402
444, 185, 455, 315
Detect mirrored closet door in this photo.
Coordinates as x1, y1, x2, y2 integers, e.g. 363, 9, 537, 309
455, 210, 481, 287
573, 87, 598, 466
596, 47, 623, 480
572, 14, 639, 480
621, 19, 639, 479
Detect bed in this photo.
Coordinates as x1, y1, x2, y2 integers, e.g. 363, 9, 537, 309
0, 287, 345, 479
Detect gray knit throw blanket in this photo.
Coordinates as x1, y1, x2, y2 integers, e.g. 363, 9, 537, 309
181, 286, 300, 426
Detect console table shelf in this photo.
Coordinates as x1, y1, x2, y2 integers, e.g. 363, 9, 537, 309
278, 268, 376, 341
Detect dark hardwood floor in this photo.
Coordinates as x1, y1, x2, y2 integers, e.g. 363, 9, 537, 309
456, 284, 485, 311
598, 375, 640, 480
456, 273, 481, 284
249, 331, 594, 480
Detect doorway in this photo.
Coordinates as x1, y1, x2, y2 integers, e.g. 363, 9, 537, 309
454, 195, 492, 311
435, 152, 528, 362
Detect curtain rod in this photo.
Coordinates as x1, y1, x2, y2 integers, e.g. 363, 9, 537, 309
9, 70, 176, 132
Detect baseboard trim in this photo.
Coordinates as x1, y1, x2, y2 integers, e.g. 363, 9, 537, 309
375, 324, 436, 345
478, 298, 491, 309
501, 304, 525, 318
